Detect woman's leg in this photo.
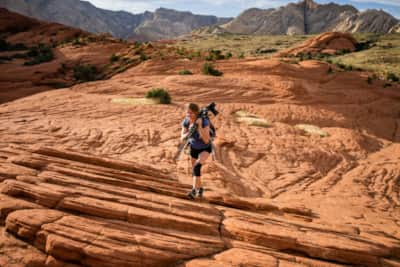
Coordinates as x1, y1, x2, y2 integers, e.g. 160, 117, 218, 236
191, 157, 197, 190
194, 151, 210, 190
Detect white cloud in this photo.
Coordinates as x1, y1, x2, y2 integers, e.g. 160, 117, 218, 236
351, 0, 400, 7
87, 0, 156, 13
85, 0, 400, 17
86, 0, 289, 14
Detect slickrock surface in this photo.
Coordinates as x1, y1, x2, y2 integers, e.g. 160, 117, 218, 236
276, 32, 358, 57
1, 54, 400, 266
1, 12, 400, 265
0, 145, 399, 266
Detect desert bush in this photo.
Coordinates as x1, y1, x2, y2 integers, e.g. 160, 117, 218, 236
0, 55, 11, 61
387, 72, 399, 82
139, 51, 149, 61
176, 47, 186, 56
327, 66, 333, 74
110, 54, 120, 63
209, 49, 225, 60
256, 48, 278, 54
367, 76, 373, 84
344, 64, 353, 71
0, 39, 28, 51
335, 62, 353, 71
72, 38, 86, 46
24, 44, 54, 65
178, 70, 193, 75
73, 64, 99, 82
12, 53, 28, 59
383, 83, 392, 88
299, 52, 312, 61
335, 49, 351, 55
202, 63, 223, 76
355, 40, 375, 52
238, 52, 245, 59
145, 88, 171, 104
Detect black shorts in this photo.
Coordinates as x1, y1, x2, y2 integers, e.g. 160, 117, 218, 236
190, 145, 212, 159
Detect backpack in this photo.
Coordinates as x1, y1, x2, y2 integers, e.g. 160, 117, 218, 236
209, 120, 216, 139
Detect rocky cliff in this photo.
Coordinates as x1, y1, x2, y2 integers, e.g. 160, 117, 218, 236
222, 0, 398, 34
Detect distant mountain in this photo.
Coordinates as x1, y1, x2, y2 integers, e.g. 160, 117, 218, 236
221, 0, 398, 35
130, 8, 231, 41
0, 0, 231, 40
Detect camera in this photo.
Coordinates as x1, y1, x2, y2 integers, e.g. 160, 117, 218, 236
199, 102, 219, 119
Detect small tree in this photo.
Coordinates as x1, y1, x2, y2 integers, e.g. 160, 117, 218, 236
145, 88, 171, 104
202, 63, 223, 76
178, 70, 193, 75
73, 64, 98, 82
387, 72, 399, 82
24, 44, 54, 65
110, 54, 120, 63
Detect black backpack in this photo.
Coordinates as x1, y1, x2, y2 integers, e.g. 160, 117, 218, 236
209, 120, 216, 139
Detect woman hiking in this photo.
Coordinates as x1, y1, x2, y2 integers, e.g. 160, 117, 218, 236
181, 103, 211, 199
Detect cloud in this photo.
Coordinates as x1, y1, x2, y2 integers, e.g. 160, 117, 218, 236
85, 0, 400, 17
86, 0, 290, 15
351, 0, 400, 7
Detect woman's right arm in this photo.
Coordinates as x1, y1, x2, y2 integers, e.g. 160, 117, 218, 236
181, 126, 189, 141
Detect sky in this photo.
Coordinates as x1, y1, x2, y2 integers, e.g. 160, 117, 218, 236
86, 0, 400, 18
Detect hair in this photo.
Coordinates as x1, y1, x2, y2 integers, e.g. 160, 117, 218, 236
186, 103, 199, 114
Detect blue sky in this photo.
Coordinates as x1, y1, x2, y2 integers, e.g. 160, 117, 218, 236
86, 0, 400, 18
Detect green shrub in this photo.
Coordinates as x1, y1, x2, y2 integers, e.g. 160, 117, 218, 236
327, 66, 333, 74
238, 52, 245, 59
145, 88, 171, 104
139, 51, 149, 61
256, 48, 278, 54
110, 54, 120, 63
209, 49, 225, 60
387, 72, 399, 82
73, 64, 99, 82
299, 52, 312, 60
176, 47, 186, 56
383, 83, 392, 88
0, 55, 11, 61
13, 53, 28, 59
178, 69, 193, 75
24, 44, 54, 65
72, 38, 85, 46
335, 62, 353, 71
367, 76, 373, 84
0, 39, 8, 51
335, 49, 351, 55
225, 52, 233, 58
0, 39, 28, 51
202, 63, 223, 76
355, 40, 375, 52
344, 64, 353, 71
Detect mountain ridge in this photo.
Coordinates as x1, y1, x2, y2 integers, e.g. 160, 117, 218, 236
0, 0, 398, 41
0, 0, 231, 40
220, 0, 398, 35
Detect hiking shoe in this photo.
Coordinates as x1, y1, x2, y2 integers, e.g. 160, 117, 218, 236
187, 188, 196, 200
197, 187, 204, 198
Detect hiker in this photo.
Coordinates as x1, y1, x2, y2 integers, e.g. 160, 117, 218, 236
181, 103, 211, 199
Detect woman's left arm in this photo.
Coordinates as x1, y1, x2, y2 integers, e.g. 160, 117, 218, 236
196, 118, 210, 144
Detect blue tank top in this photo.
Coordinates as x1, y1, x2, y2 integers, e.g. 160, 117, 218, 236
182, 117, 210, 149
